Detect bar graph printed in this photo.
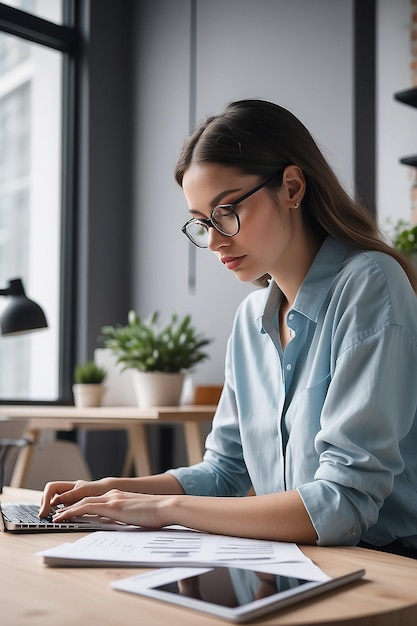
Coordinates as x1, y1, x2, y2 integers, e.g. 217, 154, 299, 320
142, 532, 274, 560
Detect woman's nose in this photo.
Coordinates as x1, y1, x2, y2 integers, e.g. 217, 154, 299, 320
207, 226, 231, 251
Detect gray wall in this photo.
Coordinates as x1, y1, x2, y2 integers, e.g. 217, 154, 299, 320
75, 0, 135, 477
76, 0, 134, 365
79, 0, 415, 374
131, 0, 354, 390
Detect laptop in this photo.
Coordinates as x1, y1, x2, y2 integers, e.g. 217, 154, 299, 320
0, 501, 136, 532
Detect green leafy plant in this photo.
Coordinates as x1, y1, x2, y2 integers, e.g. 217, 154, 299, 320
392, 220, 417, 253
100, 310, 212, 373
74, 360, 107, 384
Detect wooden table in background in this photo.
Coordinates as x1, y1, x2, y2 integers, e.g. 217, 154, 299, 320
2, 487, 417, 625
0, 405, 216, 486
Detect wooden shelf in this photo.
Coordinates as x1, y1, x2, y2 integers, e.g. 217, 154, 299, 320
394, 87, 417, 108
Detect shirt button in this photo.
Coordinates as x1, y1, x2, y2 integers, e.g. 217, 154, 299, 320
289, 329, 295, 339
288, 313, 294, 320
286, 364, 292, 371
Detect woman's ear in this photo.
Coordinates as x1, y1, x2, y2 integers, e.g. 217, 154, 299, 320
282, 165, 306, 208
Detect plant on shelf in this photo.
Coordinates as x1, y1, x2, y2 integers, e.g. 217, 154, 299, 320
100, 310, 212, 406
392, 220, 417, 254
73, 361, 107, 408
74, 360, 107, 384
101, 310, 211, 373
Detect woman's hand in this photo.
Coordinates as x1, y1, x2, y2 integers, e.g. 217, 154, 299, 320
39, 474, 185, 520
50, 489, 177, 529
39, 477, 117, 518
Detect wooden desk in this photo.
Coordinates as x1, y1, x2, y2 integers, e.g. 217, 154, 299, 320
0, 405, 216, 486
2, 487, 417, 626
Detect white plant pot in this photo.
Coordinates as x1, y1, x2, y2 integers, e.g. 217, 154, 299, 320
94, 349, 137, 406
73, 384, 106, 408
131, 371, 185, 407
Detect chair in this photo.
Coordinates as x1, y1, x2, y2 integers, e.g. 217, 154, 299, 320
22, 439, 92, 490
0, 418, 31, 493
0, 417, 92, 491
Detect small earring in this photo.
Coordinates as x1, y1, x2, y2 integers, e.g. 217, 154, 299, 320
294, 200, 300, 208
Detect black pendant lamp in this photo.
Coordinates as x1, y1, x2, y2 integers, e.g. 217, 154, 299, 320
0, 278, 48, 336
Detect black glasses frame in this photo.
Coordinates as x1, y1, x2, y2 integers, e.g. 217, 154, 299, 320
181, 170, 283, 248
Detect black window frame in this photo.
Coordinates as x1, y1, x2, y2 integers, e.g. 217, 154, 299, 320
0, 1, 80, 405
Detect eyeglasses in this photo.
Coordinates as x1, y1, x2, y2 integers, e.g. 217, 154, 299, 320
181, 170, 283, 248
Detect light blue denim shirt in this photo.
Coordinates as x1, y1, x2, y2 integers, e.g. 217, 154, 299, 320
168, 236, 417, 548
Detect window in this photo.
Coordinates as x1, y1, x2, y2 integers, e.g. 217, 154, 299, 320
1, 0, 62, 24
0, 0, 76, 401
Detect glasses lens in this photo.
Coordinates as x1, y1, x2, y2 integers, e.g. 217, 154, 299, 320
211, 206, 239, 236
185, 221, 209, 247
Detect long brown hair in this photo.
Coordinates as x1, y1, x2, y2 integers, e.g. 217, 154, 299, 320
175, 99, 417, 291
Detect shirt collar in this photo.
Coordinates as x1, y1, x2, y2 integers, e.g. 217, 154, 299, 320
293, 236, 351, 321
256, 236, 351, 332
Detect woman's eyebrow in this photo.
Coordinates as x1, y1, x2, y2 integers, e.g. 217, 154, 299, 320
209, 187, 243, 208
189, 187, 243, 218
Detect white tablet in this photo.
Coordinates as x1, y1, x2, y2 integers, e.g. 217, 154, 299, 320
111, 565, 365, 623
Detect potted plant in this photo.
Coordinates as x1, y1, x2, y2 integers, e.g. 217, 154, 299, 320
100, 310, 212, 406
392, 220, 417, 254
391, 219, 417, 271
73, 360, 107, 408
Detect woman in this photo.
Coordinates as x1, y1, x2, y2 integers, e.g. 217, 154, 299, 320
41, 100, 417, 556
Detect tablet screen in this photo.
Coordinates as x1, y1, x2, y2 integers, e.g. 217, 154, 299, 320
112, 565, 366, 622
154, 567, 311, 608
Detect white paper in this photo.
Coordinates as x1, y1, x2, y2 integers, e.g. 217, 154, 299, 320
38, 527, 329, 580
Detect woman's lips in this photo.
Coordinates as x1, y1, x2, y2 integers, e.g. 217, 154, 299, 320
221, 256, 245, 270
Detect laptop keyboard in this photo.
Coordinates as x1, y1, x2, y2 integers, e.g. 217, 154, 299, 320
2, 503, 59, 524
